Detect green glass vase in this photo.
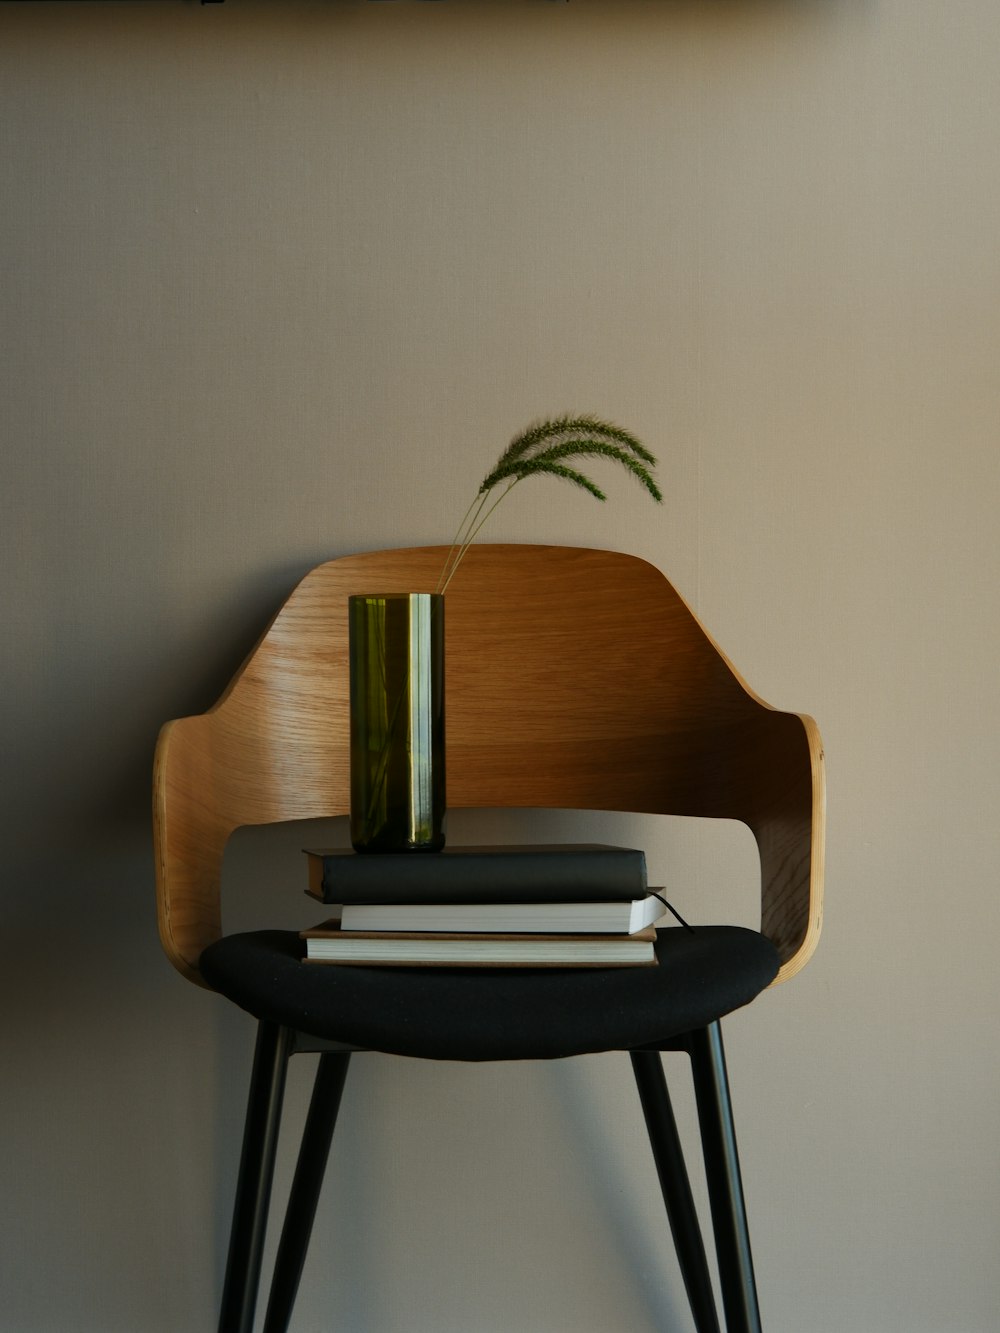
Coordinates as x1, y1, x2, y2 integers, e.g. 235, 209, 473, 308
348, 593, 446, 853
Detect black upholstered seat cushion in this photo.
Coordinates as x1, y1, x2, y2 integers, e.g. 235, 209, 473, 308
200, 926, 780, 1062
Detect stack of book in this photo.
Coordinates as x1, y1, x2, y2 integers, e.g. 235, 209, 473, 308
299, 843, 663, 968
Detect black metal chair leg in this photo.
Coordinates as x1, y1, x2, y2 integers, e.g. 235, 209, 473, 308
218, 1021, 294, 1333
262, 1051, 352, 1333
687, 1023, 763, 1333
630, 1051, 722, 1333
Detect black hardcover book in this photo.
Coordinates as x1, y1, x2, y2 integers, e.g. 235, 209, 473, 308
303, 843, 648, 906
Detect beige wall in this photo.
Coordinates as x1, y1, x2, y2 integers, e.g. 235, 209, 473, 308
2, 2, 998, 1329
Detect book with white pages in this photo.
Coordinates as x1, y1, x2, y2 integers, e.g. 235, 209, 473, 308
300, 924, 658, 968
336, 892, 666, 935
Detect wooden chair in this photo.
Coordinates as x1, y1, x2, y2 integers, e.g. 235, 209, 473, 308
153, 544, 824, 1333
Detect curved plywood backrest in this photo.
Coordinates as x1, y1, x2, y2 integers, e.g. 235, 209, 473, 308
154, 545, 824, 986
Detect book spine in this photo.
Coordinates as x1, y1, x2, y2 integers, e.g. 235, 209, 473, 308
306, 848, 647, 905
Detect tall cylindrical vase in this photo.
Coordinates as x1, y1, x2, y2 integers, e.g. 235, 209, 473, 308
348, 593, 446, 853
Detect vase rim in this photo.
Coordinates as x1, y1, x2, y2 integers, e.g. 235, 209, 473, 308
348, 591, 442, 601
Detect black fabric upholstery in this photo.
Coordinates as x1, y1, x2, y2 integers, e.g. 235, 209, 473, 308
200, 926, 780, 1062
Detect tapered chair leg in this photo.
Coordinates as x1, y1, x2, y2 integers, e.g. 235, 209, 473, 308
630, 1051, 721, 1333
262, 1051, 352, 1333
687, 1023, 762, 1333
218, 1022, 294, 1333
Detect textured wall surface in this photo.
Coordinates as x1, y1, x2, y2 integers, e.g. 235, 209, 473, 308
2, 2, 998, 1329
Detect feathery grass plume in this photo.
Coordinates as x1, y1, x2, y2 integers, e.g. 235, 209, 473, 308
436, 415, 662, 593
482, 441, 662, 500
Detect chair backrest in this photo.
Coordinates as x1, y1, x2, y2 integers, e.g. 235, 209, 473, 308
154, 545, 824, 987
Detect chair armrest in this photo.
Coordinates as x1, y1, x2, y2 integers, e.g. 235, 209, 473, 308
153, 718, 234, 987
739, 709, 825, 985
